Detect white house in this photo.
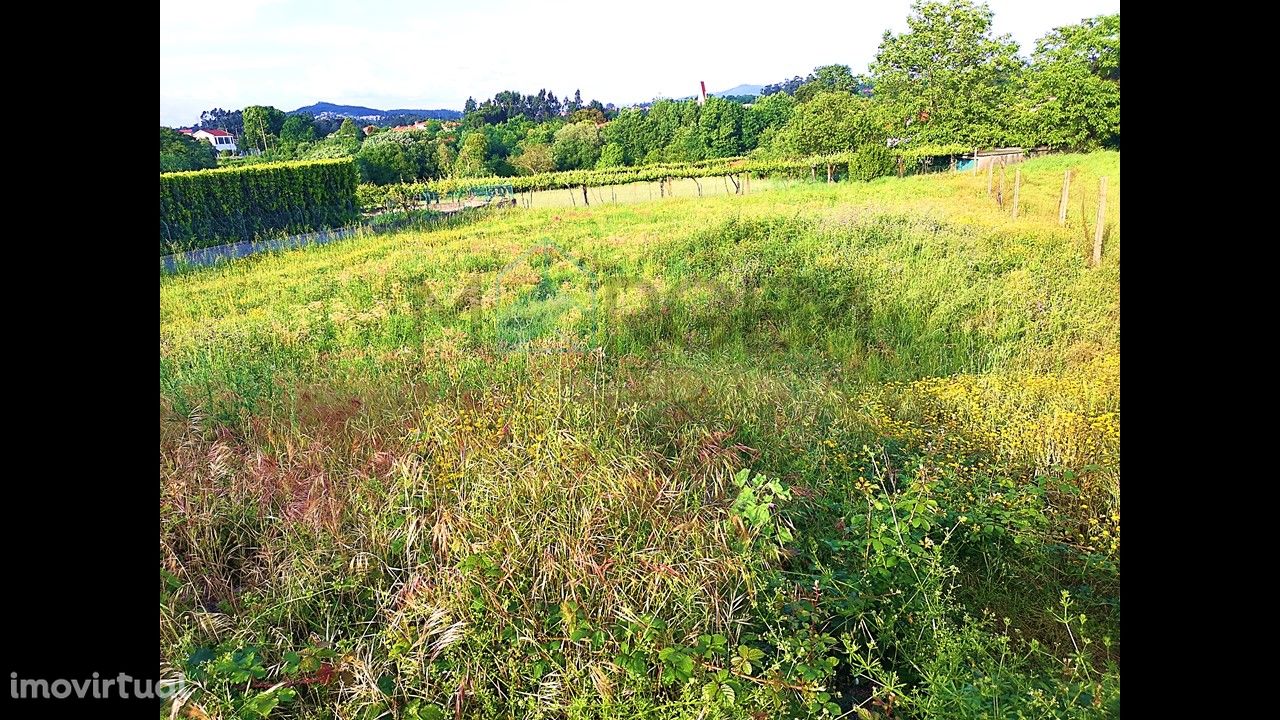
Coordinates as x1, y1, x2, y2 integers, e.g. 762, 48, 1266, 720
191, 129, 238, 153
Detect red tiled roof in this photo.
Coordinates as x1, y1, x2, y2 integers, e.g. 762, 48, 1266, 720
202, 129, 232, 137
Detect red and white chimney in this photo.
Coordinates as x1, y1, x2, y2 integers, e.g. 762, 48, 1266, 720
698, 81, 707, 106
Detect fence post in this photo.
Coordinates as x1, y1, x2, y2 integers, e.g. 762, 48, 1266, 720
1093, 176, 1107, 267
1012, 168, 1021, 218
1058, 170, 1071, 226
972, 147, 978, 175
986, 161, 993, 195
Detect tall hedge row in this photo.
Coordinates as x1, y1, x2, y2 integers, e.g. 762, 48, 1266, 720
160, 158, 359, 254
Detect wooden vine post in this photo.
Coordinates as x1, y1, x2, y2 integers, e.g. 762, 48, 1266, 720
1058, 170, 1071, 226
1093, 176, 1107, 267
1012, 168, 1021, 218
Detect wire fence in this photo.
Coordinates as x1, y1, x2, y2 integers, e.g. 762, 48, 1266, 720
160, 201, 508, 274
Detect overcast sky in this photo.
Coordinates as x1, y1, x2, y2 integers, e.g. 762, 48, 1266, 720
160, 0, 1119, 127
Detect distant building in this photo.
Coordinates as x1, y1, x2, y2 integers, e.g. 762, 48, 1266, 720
192, 129, 238, 153
392, 121, 431, 132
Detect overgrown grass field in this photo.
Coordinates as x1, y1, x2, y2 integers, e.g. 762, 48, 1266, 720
160, 152, 1119, 719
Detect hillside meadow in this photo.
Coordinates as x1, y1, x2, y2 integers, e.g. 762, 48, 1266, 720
160, 152, 1119, 719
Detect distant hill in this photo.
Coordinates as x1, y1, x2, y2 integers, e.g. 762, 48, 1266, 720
713, 84, 763, 97
655, 83, 765, 105
290, 102, 462, 121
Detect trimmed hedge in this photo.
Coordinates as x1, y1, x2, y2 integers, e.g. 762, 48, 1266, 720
160, 158, 359, 254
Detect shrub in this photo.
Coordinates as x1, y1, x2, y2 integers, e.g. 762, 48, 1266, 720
849, 145, 896, 181
160, 158, 359, 254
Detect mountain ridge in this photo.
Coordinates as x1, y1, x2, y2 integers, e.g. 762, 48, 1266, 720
290, 101, 462, 120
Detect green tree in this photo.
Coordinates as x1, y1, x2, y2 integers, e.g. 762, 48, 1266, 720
572, 107, 606, 125
1033, 13, 1119, 82
663, 125, 708, 163
280, 114, 317, 148
1017, 14, 1119, 150
242, 105, 288, 152
336, 118, 362, 144
645, 100, 686, 152
870, 0, 1023, 146
524, 122, 560, 147
565, 88, 583, 115
773, 91, 883, 156
482, 118, 533, 176
159, 127, 216, 172
299, 118, 362, 161
697, 96, 746, 157
551, 121, 602, 170
356, 130, 438, 183
744, 92, 796, 151
357, 139, 415, 184
454, 132, 490, 177
512, 143, 555, 175
435, 141, 457, 178
602, 108, 654, 165
596, 142, 625, 169
795, 64, 857, 102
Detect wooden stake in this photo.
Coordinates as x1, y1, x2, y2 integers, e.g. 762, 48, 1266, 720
1058, 170, 1070, 226
1093, 176, 1107, 266
1012, 168, 1021, 218
972, 146, 979, 175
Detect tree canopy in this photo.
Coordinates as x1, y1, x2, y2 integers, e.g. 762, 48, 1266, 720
160, 127, 217, 173
182, 2, 1117, 184
870, 0, 1023, 146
